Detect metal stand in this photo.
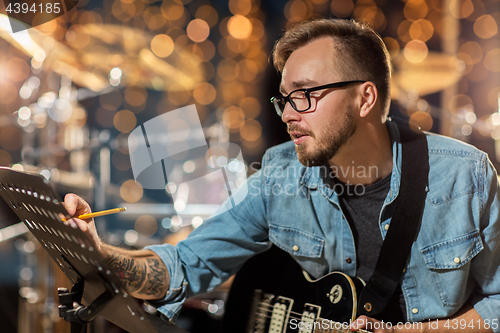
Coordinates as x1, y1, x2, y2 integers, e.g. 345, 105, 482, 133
58, 280, 114, 333
0, 167, 186, 333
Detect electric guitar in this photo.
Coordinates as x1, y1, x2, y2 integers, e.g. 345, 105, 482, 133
222, 245, 370, 333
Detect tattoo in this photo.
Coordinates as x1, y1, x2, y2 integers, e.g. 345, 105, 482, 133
105, 253, 147, 293
138, 258, 167, 296
104, 254, 167, 297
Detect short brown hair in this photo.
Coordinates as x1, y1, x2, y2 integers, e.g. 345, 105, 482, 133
272, 18, 391, 116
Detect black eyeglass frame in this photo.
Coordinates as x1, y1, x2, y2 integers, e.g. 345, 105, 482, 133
270, 80, 367, 116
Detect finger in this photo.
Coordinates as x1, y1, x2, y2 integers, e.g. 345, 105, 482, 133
71, 218, 89, 232
70, 218, 100, 251
350, 316, 368, 331
63, 193, 91, 216
62, 215, 78, 229
62, 193, 79, 216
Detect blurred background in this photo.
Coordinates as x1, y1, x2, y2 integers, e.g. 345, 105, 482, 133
0, 0, 498, 332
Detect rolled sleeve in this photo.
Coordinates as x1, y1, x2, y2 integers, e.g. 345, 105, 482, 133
143, 243, 188, 321
470, 157, 500, 332
472, 295, 500, 333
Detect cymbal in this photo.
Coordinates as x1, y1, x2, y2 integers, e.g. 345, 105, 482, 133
0, 14, 109, 92
0, 16, 204, 92
391, 52, 464, 98
63, 23, 204, 91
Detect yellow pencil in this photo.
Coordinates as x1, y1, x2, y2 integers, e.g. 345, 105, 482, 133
62, 207, 126, 221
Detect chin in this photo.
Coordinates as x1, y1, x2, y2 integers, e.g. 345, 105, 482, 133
296, 152, 330, 167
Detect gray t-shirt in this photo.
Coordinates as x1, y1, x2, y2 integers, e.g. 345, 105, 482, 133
333, 173, 407, 323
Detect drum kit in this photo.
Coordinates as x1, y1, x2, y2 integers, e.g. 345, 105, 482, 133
0, 14, 208, 333
0, 12, 465, 333
391, 51, 463, 99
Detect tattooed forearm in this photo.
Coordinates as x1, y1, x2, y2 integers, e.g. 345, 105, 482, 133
103, 250, 169, 299
138, 258, 167, 296
105, 253, 148, 293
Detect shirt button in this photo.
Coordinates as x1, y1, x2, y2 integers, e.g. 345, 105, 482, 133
384, 224, 390, 231
292, 245, 299, 252
346, 257, 352, 264
412, 308, 419, 314
454, 257, 461, 264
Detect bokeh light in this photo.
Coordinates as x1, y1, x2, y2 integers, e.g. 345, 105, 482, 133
409, 111, 433, 131
124, 86, 148, 111
227, 15, 252, 39
383, 37, 400, 59
404, 40, 429, 63
239, 119, 262, 141
193, 82, 217, 105
458, 41, 483, 66
474, 15, 498, 39
151, 34, 174, 58
331, 0, 354, 18
222, 106, 245, 132
195, 5, 218, 28
285, 0, 311, 23
134, 215, 158, 237
229, 0, 253, 16
120, 179, 143, 203
113, 110, 137, 133
409, 19, 434, 42
403, 0, 428, 21
186, 19, 210, 43
484, 49, 500, 72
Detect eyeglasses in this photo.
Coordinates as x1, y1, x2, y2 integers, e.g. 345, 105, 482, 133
270, 80, 366, 117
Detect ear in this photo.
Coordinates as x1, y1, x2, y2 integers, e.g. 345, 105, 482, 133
359, 82, 378, 118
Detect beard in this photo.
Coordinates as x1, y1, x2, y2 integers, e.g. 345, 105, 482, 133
290, 107, 356, 167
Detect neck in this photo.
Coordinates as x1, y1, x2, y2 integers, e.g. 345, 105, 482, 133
329, 122, 393, 185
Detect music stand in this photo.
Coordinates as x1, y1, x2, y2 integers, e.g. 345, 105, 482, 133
0, 167, 186, 333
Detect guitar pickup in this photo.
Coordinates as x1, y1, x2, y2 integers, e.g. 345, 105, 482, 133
299, 304, 321, 333
269, 296, 294, 333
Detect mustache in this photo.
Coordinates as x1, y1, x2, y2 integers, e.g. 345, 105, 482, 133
287, 125, 313, 137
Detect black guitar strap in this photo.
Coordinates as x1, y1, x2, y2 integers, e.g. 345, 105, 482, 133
358, 123, 429, 317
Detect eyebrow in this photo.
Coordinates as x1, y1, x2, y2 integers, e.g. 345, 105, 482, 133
280, 80, 319, 94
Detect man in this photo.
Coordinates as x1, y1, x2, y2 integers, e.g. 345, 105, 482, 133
64, 19, 500, 332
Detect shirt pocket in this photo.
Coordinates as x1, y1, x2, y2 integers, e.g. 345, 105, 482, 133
268, 224, 324, 258
420, 230, 483, 307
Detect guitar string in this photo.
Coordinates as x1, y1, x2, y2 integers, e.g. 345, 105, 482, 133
253, 301, 364, 333
254, 301, 371, 333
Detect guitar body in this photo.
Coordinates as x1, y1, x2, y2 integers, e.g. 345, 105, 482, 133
222, 245, 365, 332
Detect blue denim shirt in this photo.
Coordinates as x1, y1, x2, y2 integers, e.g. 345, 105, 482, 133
146, 120, 500, 330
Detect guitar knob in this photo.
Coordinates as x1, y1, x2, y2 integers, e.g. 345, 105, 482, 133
363, 302, 373, 312
327, 285, 343, 304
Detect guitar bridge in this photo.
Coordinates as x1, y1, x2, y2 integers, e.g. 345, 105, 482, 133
247, 290, 274, 333
247, 290, 294, 333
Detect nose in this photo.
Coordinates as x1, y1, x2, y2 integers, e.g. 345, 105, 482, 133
281, 103, 301, 124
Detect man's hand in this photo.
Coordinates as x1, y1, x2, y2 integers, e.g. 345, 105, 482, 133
61, 193, 170, 300
349, 305, 493, 333
62, 193, 101, 252
350, 316, 395, 333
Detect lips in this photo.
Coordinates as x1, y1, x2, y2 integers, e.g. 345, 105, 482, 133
289, 131, 309, 144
